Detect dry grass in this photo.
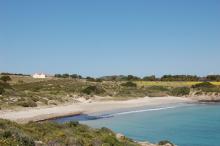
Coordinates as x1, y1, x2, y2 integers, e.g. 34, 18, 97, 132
135, 81, 220, 87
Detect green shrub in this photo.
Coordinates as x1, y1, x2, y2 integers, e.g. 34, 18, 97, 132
30, 96, 39, 102
100, 127, 114, 134
82, 86, 105, 95
121, 82, 137, 87
0, 128, 35, 146
192, 82, 220, 92
2, 130, 12, 138
17, 99, 37, 107
0, 81, 12, 95
0, 86, 4, 95
66, 121, 79, 127
171, 87, 190, 96
14, 133, 35, 146
147, 86, 169, 91
0, 76, 11, 83
192, 82, 215, 88
0, 82, 11, 89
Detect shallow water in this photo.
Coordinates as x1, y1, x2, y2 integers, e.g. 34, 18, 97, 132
55, 103, 220, 146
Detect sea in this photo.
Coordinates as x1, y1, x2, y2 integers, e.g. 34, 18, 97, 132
55, 103, 220, 146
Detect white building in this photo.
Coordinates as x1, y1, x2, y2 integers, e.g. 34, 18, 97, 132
32, 73, 46, 78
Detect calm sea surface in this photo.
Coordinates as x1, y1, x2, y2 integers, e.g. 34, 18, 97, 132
55, 103, 220, 146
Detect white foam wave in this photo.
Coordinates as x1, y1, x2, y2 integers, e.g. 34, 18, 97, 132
100, 105, 180, 118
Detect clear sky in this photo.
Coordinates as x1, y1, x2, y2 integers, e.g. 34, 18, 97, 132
0, 0, 220, 77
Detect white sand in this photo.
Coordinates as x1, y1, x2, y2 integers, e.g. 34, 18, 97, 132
0, 96, 194, 123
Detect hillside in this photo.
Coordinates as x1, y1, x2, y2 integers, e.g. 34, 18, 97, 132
0, 75, 220, 109
0, 119, 174, 146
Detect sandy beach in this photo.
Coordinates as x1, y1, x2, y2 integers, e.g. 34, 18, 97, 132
0, 96, 194, 123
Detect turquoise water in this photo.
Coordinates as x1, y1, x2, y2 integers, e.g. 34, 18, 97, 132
55, 103, 220, 146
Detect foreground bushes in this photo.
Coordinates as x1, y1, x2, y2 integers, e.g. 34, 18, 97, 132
0, 119, 139, 146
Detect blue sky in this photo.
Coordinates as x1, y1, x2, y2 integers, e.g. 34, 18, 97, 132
0, 0, 220, 77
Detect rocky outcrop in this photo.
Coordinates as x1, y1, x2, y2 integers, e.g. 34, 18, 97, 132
116, 133, 175, 146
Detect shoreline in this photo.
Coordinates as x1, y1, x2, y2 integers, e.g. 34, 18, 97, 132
0, 96, 195, 123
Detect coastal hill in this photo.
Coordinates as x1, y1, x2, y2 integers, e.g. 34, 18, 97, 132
0, 118, 175, 146
0, 74, 220, 109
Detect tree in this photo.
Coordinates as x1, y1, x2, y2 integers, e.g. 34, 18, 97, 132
62, 73, 70, 78
0, 75, 11, 83
161, 75, 199, 81
54, 74, 62, 78
70, 74, 82, 79
126, 75, 140, 81
70, 74, 78, 78
206, 75, 220, 81
143, 75, 156, 81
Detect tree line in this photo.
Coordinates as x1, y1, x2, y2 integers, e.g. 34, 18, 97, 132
1, 72, 220, 82
54, 73, 82, 79
53, 74, 220, 82
0, 72, 30, 76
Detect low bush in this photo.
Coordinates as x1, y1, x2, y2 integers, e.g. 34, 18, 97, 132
0, 86, 4, 95
66, 121, 79, 127
192, 82, 220, 92
82, 86, 105, 95
30, 96, 39, 102
0, 126, 35, 146
121, 82, 137, 87
17, 99, 37, 107
0, 82, 11, 89
147, 86, 169, 91
192, 82, 215, 88
171, 87, 190, 96
0, 75, 11, 83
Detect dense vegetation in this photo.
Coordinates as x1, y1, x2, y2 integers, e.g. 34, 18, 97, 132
161, 75, 199, 81
99, 74, 220, 82
0, 75, 11, 83
0, 72, 30, 76
171, 87, 190, 96
206, 75, 220, 81
121, 82, 137, 87
0, 119, 140, 146
55, 73, 82, 79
